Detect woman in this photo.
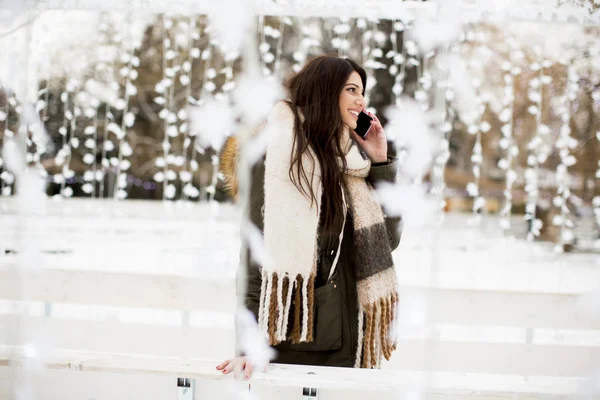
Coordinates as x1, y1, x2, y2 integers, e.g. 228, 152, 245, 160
217, 54, 402, 379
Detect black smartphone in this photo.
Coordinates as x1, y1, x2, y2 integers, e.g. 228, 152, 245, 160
354, 111, 374, 139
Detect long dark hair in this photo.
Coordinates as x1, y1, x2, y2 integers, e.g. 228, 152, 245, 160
286, 54, 367, 233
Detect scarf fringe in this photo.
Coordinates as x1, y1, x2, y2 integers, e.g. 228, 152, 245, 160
257, 269, 268, 338
258, 271, 315, 346
355, 292, 398, 369
279, 275, 294, 341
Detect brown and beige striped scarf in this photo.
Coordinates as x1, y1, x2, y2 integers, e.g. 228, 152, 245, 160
258, 101, 398, 368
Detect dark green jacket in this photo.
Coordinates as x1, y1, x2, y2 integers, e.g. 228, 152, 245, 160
239, 155, 402, 368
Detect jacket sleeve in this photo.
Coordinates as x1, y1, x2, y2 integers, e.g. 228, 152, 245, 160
237, 160, 265, 324
235, 160, 265, 357
241, 208, 264, 322
367, 156, 403, 252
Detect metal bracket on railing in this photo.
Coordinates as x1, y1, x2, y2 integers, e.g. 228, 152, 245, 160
177, 378, 194, 400
302, 387, 318, 399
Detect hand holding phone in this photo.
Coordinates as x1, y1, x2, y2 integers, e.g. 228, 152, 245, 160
350, 110, 388, 164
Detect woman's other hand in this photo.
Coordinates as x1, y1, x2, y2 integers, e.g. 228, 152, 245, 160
216, 356, 262, 380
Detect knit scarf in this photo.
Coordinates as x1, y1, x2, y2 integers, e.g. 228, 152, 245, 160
258, 101, 398, 368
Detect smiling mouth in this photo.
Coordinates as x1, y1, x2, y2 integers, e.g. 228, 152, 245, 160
348, 110, 359, 119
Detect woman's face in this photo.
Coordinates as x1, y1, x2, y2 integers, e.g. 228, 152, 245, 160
339, 70, 365, 130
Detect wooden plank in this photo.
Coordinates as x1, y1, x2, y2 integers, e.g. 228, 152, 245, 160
393, 248, 600, 294
0, 221, 239, 240
0, 347, 591, 398
398, 286, 600, 330
1, 315, 598, 377
0, 234, 237, 248
0, 269, 235, 313
0, 257, 238, 279
0, 367, 180, 400
3, 249, 597, 294
0, 197, 239, 218
383, 341, 599, 377
3, 215, 597, 295
0, 315, 236, 361
0, 214, 240, 229
1, 269, 598, 329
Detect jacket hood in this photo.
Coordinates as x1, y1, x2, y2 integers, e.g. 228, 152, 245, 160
218, 120, 269, 201
219, 101, 293, 201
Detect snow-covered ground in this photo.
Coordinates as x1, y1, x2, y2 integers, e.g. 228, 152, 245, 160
0, 198, 599, 399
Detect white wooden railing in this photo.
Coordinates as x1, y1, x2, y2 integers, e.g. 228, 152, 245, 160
1, 199, 599, 399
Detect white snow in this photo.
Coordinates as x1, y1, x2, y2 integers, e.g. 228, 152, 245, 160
188, 97, 235, 150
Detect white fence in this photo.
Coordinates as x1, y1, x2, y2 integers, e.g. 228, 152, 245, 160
1, 199, 599, 399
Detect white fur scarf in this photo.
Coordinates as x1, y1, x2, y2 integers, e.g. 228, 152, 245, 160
258, 101, 398, 368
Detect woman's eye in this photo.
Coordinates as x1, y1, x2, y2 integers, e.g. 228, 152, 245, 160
348, 88, 355, 92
